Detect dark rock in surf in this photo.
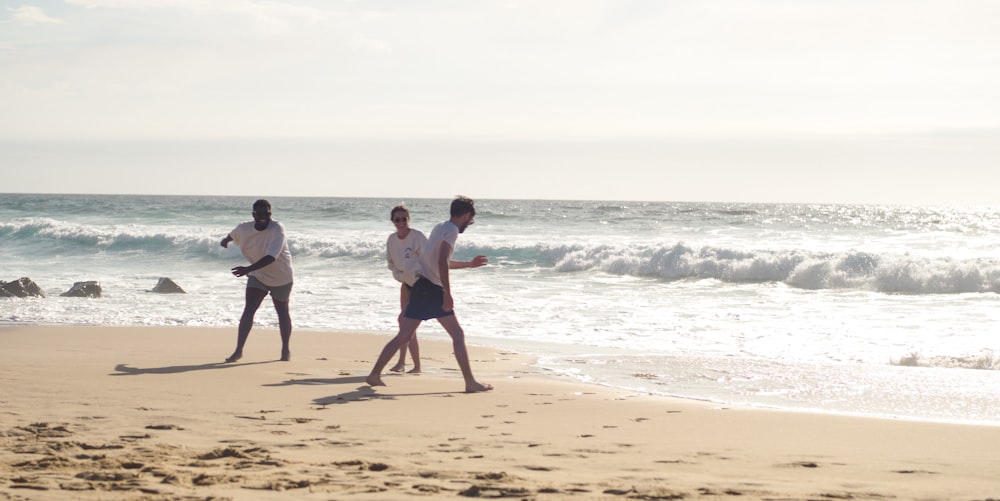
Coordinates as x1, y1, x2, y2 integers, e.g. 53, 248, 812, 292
150, 277, 185, 294
61, 281, 102, 298
1, 277, 46, 298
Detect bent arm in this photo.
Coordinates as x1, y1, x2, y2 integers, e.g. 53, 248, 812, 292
232, 255, 276, 277
221, 235, 234, 248
439, 241, 454, 311
438, 242, 453, 292
386, 243, 406, 282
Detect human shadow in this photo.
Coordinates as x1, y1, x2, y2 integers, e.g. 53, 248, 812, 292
312, 385, 461, 406
110, 360, 277, 376
264, 375, 370, 387
313, 385, 386, 406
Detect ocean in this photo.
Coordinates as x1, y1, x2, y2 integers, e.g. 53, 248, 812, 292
3, 193, 999, 425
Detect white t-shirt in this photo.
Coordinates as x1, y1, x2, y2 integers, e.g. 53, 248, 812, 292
386, 228, 427, 287
229, 220, 294, 287
417, 221, 459, 287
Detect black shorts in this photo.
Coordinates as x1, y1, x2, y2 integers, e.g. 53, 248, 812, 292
403, 278, 455, 321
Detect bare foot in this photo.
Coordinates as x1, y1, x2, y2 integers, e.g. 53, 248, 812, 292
280, 350, 290, 362
408, 367, 421, 374
366, 374, 386, 387
224, 353, 242, 363
389, 363, 404, 372
465, 382, 493, 393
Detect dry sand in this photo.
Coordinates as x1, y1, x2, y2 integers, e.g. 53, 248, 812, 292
1, 325, 998, 500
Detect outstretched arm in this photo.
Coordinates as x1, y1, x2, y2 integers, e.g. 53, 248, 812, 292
449, 255, 488, 269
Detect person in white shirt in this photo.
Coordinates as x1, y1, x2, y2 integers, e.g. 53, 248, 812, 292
220, 199, 294, 363
367, 196, 492, 393
385, 205, 427, 373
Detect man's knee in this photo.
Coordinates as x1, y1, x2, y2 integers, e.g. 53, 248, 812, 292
446, 326, 465, 341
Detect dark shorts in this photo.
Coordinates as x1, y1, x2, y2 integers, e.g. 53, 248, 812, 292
404, 277, 455, 321
247, 276, 293, 302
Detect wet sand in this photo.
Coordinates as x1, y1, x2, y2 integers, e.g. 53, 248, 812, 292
1, 326, 998, 500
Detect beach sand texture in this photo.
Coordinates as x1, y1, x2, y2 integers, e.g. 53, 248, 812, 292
1, 326, 998, 500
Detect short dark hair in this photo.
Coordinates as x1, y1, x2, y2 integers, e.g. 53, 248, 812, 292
253, 199, 271, 213
390, 205, 409, 220
450, 196, 475, 218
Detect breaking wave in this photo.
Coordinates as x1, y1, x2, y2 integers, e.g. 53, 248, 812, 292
544, 242, 1000, 294
7, 218, 1000, 295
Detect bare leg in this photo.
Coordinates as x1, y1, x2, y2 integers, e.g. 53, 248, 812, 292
273, 298, 292, 361
390, 286, 410, 372
390, 313, 408, 372
436, 315, 492, 393
390, 348, 408, 372
226, 287, 268, 363
367, 317, 421, 386
407, 333, 421, 373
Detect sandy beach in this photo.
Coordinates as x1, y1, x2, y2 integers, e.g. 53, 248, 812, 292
1, 326, 998, 500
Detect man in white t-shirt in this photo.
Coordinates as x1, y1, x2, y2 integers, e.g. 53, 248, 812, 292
367, 196, 492, 393
220, 199, 294, 363
385, 205, 427, 373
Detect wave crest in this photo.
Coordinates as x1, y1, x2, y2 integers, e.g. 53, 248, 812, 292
892, 351, 1000, 371
549, 242, 1000, 294
8, 217, 1000, 295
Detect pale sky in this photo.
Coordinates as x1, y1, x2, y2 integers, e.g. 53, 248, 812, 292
2, 0, 999, 204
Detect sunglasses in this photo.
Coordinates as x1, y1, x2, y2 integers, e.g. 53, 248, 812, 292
392, 217, 408, 223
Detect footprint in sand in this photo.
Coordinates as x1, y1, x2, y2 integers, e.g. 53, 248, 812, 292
118, 433, 151, 441
236, 415, 267, 421
145, 424, 184, 430
779, 461, 819, 468
333, 459, 390, 471
523, 465, 555, 471
17, 422, 74, 438
461, 485, 532, 498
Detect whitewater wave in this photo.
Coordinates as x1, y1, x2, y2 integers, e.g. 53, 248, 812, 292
8, 218, 1000, 295
1, 219, 227, 257
549, 242, 1000, 294
891, 351, 1000, 371
0, 219, 388, 261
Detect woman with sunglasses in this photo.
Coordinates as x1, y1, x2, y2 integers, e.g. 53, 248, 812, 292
386, 205, 427, 373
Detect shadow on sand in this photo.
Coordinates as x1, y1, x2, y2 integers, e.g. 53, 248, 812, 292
110, 360, 278, 376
